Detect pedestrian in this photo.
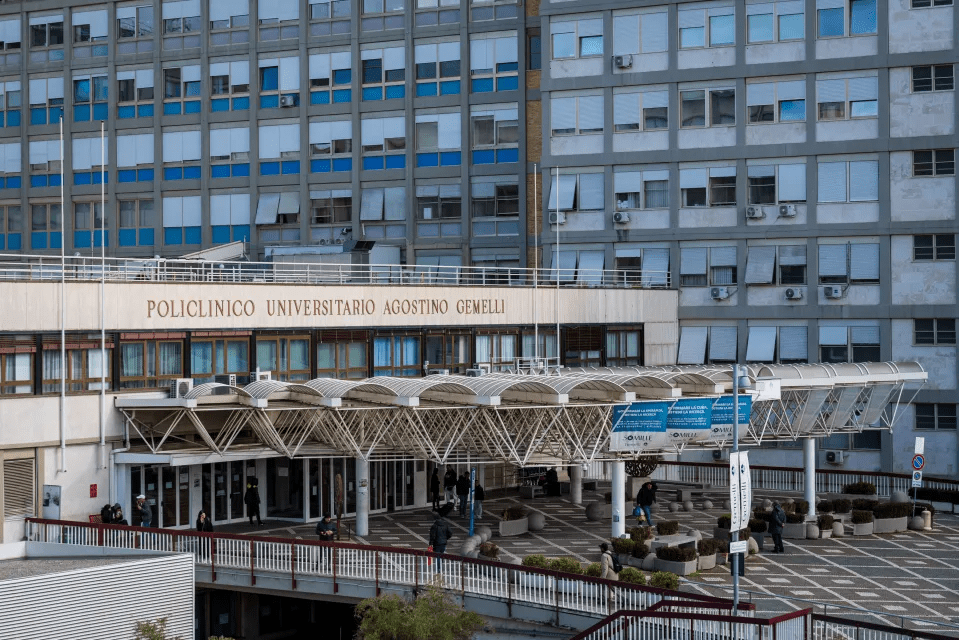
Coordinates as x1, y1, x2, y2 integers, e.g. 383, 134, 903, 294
430, 468, 441, 511
315, 513, 337, 542
545, 467, 560, 496
599, 542, 619, 605
111, 503, 128, 526
456, 472, 470, 518
443, 468, 457, 505
635, 481, 657, 527
429, 507, 453, 554
769, 502, 786, 553
473, 482, 485, 519
100, 503, 114, 526
196, 509, 213, 532
245, 479, 262, 527
135, 494, 152, 528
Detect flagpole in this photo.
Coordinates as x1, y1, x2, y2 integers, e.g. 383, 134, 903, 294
554, 167, 560, 375
58, 115, 67, 474
99, 121, 106, 470
533, 163, 538, 363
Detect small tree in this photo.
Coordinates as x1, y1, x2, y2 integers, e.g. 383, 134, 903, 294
355, 586, 484, 640
133, 619, 183, 640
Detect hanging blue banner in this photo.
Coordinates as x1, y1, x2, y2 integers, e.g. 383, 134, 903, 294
611, 396, 751, 452
708, 395, 753, 444
610, 402, 669, 452
666, 397, 714, 444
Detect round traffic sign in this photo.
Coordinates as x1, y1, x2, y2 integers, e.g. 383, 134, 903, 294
912, 454, 924, 470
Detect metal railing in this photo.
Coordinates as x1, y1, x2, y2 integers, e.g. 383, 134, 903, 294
812, 614, 959, 640
0, 253, 673, 289
569, 607, 811, 640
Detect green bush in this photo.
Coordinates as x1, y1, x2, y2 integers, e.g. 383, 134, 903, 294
786, 513, 805, 524
782, 502, 796, 514
817, 514, 834, 529
522, 554, 548, 569
657, 520, 680, 536
851, 510, 874, 524
873, 502, 912, 519
748, 518, 767, 533
503, 506, 528, 521
844, 481, 877, 495
548, 556, 584, 575
631, 542, 650, 559
628, 526, 654, 541
852, 498, 879, 511
611, 537, 635, 555
833, 499, 852, 514
910, 487, 959, 505
649, 571, 680, 590
717, 514, 732, 529
794, 500, 809, 516
618, 567, 646, 585
655, 546, 697, 562
584, 562, 602, 577
714, 539, 729, 553
817, 500, 834, 513
697, 539, 719, 555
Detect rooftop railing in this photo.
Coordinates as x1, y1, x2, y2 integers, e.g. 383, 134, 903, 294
0, 253, 673, 289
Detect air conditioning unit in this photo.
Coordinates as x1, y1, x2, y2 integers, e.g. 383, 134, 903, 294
465, 368, 486, 377
823, 285, 844, 299
712, 449, 729, 461
825, 450, 845, 464
279, 95, 298, 108
250, 370, 273, 382
779, 204, 797, 217
318, 238, 328, 245
213, 374, 237, 387
548, 211, 567, 225
612, 211, 630, 224
335, 237, 345, 244
784, 287, 803, 300
428, 369, 451, 375
170, 378, 194, 399
710, 286, 731, 300
613, 54, 633, 69
745, 205, 765, 219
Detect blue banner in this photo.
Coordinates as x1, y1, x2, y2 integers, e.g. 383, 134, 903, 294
708, 395, 753, 444
610, 402, 669, 451
610, 395, 751, 452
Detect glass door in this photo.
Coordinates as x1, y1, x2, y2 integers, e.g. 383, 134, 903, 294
230, 461, 245, 520
214, 462, 228, 522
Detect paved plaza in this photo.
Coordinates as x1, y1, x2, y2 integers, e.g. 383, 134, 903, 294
224, 485, 959, 634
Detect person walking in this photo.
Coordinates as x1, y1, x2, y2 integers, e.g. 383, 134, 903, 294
473, 482, 485, 519
443, 468, 457, 505
316, 514, 337, 541
635, 481, 657, 527
456, 472, 470, 518
244, 479, 262, 527
135, 494, 152, 528
545, 467, 560, 496
769, 502, 786, 553
428, 507, 453, 554
599, 542, 619, 606
196, 510, 213, 532
430, 468, 441, 511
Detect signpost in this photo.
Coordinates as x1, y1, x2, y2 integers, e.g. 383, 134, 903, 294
912, 437, 925, 512
729, 452, 751, 532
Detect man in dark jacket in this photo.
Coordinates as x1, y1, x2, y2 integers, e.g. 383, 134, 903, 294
135, 494, 152, 528
769, 502, 786, 553
430, 469, 441, 511
245, 479, 262, 527
456, 472, 470, 517
316, 514, 337, 541
635, 481, 657, 527
429, 509, 453, 554
443, 468, 457, 505
473, 483, 485, 518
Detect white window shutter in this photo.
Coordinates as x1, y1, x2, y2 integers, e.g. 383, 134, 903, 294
778, 326, 808, 361
210, 195, 231, 226
163, 197, 184, 227
578, 173, 605, 210
578, 95, 604, 131
641, 12, 668, 52
745, 326, 777, 362
677, 326, 708, 364
614, 92, 640, 126
680, 247, 708, 275
613, 15, 639, 55
849, 161, 878, 201
777, 163, 806, 202
818, 244, 848, 277
551, 96, 576, 131
744, 246, 776, 284
817, 162, 847, 203
708, 326, 738, 361
849, 243, 879, 281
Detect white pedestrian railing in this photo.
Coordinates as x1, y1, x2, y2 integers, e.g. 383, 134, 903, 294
569, 606, 811, 640
812, 614, 959, 640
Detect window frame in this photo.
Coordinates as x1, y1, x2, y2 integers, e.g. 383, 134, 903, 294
118, 198, 156, 247
117, 5, 155, 54
361, 0, 405, 32
680, 87, 736, 129
913, 318, 956, 346
317, 331, 369, 379
678, 7, 736, 50
817, 0, 876, 38
41, 337, 112, 393
913, 234, 955, 261
911, 65, 954, 93
255, 335, 311, 381
372, 333, 421, 377
912, 149, 955, 177
915, 403, 957, 430
746, 2, 804, 43
309, 0, 351, 37
679, 246, 739, 287
190, 336, 250, 382
118, 336, 185, 389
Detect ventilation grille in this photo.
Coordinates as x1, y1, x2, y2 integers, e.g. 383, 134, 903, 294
4, 458, 35, 519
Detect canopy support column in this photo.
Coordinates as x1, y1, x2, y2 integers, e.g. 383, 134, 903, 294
804, 437, 817, 521
569, 463, 583, 505
356, 457, 370, 537
611, 460, 626, 539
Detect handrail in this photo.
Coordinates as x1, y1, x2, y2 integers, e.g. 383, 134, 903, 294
813, 614, 959, 640
568, 607, 811, 640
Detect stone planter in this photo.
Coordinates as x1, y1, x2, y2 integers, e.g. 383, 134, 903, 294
642, 554, 657, 571
750, 532, 765, 551
585, 502, 612, 522
852, 522, 873, 536
873, 516, 908, 534
698, 553, 717, 571
499, 516, 529, 537
627, 555, 646, 569
783, 523, 806, 540
832, 522, 844, 538
713, 527, 730, 540
716, 552, 728, 565
806, 524, 820, 539
655, 558, 698, 576
820, 528, 832, 539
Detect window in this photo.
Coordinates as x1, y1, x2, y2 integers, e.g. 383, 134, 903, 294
255, 193, 301, 243
162, 195, 202, 245
472, 253, 520, 284
470, 105, 518, 165
521, 331, 557, 361
310, 190, 352, 225
851, 430, 881, 449
361, 116, 406, 170
819, 325, 879, 363
613, 170, 669, 210
363, 0, 405, 31
29, 203, 62, 250
258, 0, 299, 41
547, 172, 604, 213
28, 77, 64, 126
915, 404, 957, 430
373, 334, 420, 377
163, 66, 201, 115
162, 130, 201, 180
612, 10, 668, 56
416, 185, 461, 238
0, 204, 23, 251
0, 81, 22, 128
744, 245, 807, 285
210, 128, 250, 178
0, 19, 23, 68
747, 79, 806, 123
317, 331, 368, 379
28, 139, 62, 188
72, 9, 108, 58
606, 328, 642, 366
913, 234, 955, 260
470, 34, 518, 93
550, 250, 607, 285
210, 61, 250, 112
119, 335, 185, 389
0, 143, 21, 189
913, 150, 955, 177
415, 41, 461, 97
527, 30, 541, 70
912, 0, 951, 6
42, 336, 112, 392
817, 75, 877, 121
747, 163, 806, 204
471, 178, 519, 237
550, 93, 604, 136
73, 202, 105, 249
361, 47, 405, 101
258, 124, 299, 176
914, 319, 956, 345
677, 326, 739, 364
0, 336, 35, 395
72, 74, 108, 123
117, 4, 155, 54
470, 0, 518, 22
414, 113, 461, 167
679, 166, 737, 207
310, 0, 351, 35
422, 330, 470, 374
912, 65, 954, 92
680, 88, 736, 127
190, 336, 250, 384
743, 326, 808, 363
116, 69, 155, 119
746, 1, 804, 42
116, 134, 154, 183
817, 0, 876, 37
309, 120, 353, 173
309, 51, 352, 105
29, 14, 64, 62
210, 0, 250, 45
613, 90, 668, 132
678, 6, 735, 48
817, 159, 878, 202
162, 0, 201, 50
680, 246, 738, 286
550, 16, 602, 60
210, 194, 250, 244
118, 198, 155, 247
259, 57, 300, 109
359, 187, 407, 239
818, 242, 879, 284
476, 332, 517, 372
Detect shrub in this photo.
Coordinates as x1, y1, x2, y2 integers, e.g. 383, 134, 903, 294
503, 506, 528, 521
852, 498, 879, 511
548, 556, 584, 575
912, 502, 935, 518
584, 562, 602, 577
817, 514, 834, 529
752, 509, 771, 522
611, 537, 635, 555
833, 499, 852, 514
714, 539, 729, 553
911, 487, 959, 505
782, 502, 796, 514
786, 513, 805, 524
522, 554, 548, 569
717, 515, 732, 529
817, 500, 834, 513
748, 518, 767, 533
657, 520, 680, 536
631, 542, 650, 559
618, 567, 646, 585
649, 571, 680, 590
628, 526, 654, 541
478, 542, 499, 560
655, 546, 697, 562
794, 500, 809, 516
873, 502, 912, 519
844, 482, 877, 495
851, 510, 874, 525
697, 539, 719, 555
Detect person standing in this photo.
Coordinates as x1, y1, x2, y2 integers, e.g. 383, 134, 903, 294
430, 468, 441, 511
599, 542, 619, 606
316, 514, 337, 541
635, 481, 657, 527
473, 482, 485, 519
429, 507, 453, 554
245, 479, 262, 527
135, 494, 152, 528
769, 502, 786, 553
443, 468, 457, 505
545, 467, 560, 496
196, 510, 213, 532
456, 472, 470, 518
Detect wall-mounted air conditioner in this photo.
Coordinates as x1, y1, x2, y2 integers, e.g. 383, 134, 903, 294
428, 369, 451, 375
279, 95, 298, 108
784, 287, 803, 300
710, 286, 731, 300
823, 285, 844, 299
825, 450, 845, 464
548, 211, 567, 225
779, 204, 797, 217
250, 370, 272, 381
213, 374, 237, 387
170, 378, 194, 398
612, 211, 630, 224
465, 368, 485, 377
613, 54, 633, 69
745, 206, 765, 219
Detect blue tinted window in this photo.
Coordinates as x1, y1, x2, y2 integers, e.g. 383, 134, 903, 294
818, 8, 844, 37
779, 13, 804, 40
261, 67, 279, 91
850, 0, 876, 34
779, 100, 806, 121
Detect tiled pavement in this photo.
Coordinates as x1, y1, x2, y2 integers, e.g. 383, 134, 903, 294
221, 486, 959, 634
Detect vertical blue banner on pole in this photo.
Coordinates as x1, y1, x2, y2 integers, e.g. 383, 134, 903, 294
468, 467, 476, 537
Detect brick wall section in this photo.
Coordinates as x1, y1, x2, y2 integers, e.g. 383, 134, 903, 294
526, 99, 541, 164
526, 69, 541, 91
527, 0, 540, 16
526, 171, 543, 267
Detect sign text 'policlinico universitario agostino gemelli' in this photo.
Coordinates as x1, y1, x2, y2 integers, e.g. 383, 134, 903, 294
609, 395, 753, 453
